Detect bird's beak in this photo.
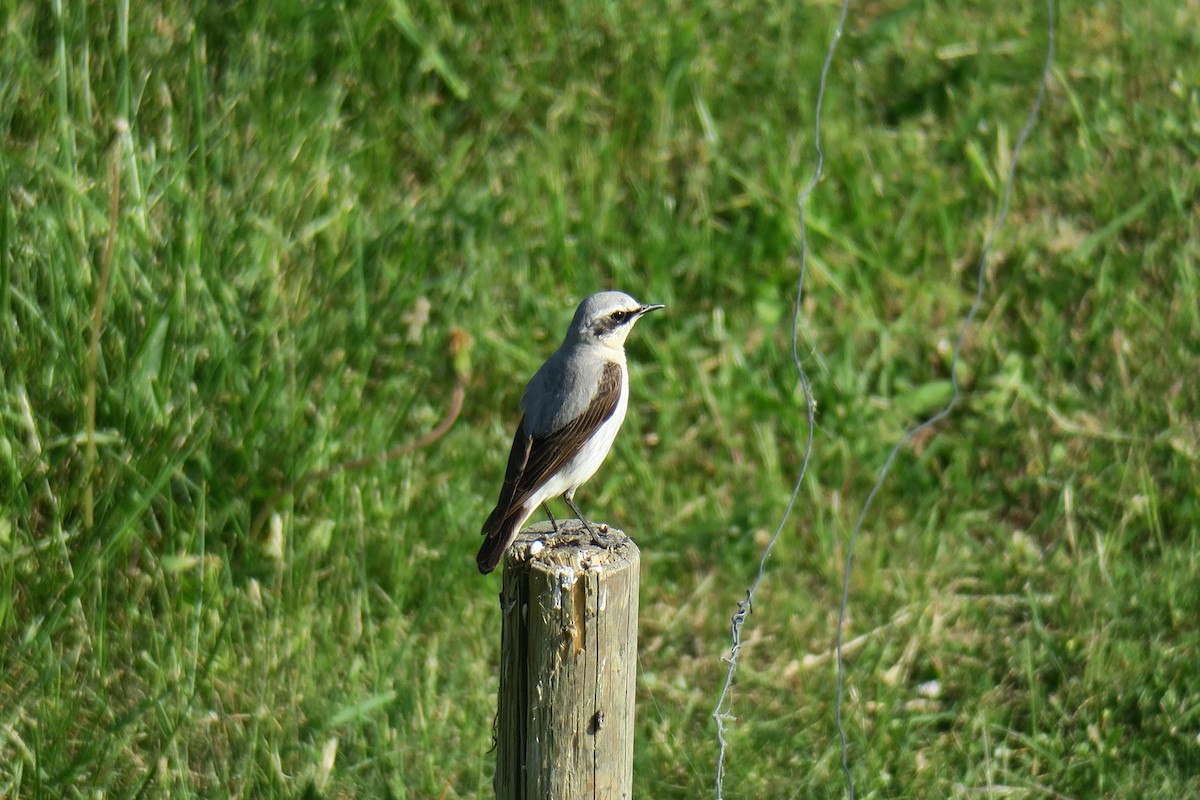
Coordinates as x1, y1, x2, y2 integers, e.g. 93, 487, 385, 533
638, 303, 666, 316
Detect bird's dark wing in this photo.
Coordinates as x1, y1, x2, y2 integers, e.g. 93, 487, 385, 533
481, 420, 535, 538
482, 360, 623, 531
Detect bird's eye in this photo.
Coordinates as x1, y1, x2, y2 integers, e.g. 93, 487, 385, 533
611, 310, 629, 323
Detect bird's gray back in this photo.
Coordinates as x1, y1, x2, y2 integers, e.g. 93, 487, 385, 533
520, 341, 624, 435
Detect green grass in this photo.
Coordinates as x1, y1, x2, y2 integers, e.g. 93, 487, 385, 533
2, 0, 1198, 797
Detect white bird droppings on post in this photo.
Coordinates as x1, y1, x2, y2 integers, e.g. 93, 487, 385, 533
550, 565, 577, 610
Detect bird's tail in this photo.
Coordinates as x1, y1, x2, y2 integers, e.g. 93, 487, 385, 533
477, 503, 527, 574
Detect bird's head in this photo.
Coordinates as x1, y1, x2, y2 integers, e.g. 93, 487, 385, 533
567, 291, 665, 349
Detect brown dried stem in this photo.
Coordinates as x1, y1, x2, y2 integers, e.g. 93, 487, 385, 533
248, 377, 466, 542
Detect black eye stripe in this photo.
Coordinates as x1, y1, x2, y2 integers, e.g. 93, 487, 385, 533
591, 309, 637, 336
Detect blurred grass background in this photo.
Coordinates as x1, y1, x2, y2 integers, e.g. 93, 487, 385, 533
2, 0, 1198, 797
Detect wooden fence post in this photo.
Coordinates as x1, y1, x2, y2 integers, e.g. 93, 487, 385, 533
494, 519, 640, 800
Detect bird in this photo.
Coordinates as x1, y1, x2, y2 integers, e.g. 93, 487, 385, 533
477, 291, 664, 574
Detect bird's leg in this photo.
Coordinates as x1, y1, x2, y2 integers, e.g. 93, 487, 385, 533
564, 492, 613, 548
541, 502, 560, 533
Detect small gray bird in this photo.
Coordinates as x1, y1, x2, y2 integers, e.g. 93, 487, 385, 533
477, 291, 664, 574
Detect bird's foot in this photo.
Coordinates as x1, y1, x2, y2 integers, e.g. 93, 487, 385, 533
564, 496, 606, 545
589, 523, 615, 550
569, 515, 611, 549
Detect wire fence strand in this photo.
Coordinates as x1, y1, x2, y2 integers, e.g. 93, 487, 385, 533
711, 0, 850, 796
833, 2, 1057, 797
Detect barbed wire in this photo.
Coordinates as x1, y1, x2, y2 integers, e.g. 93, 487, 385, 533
712, 0, 1058, 797
711, 0, 850, 796
833, 1, 1057, 798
